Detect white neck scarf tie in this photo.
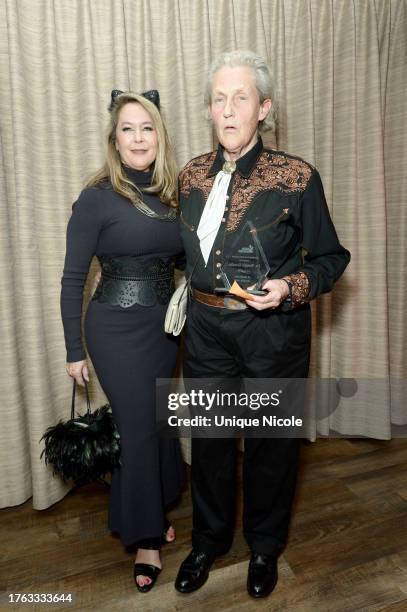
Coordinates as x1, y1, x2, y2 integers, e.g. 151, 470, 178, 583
197, 161, 236, 265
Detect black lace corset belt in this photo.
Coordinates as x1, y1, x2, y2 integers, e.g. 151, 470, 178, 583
93, 256, 175, 308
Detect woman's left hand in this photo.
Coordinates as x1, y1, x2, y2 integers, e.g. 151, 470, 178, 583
245, 279, 289, 311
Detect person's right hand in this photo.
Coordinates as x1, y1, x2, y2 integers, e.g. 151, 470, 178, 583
66, 360, 90, 387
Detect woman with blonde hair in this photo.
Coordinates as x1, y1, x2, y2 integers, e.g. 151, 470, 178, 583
61, 89, 184, 592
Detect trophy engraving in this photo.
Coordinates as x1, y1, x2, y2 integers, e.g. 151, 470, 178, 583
217, 220, 270, 295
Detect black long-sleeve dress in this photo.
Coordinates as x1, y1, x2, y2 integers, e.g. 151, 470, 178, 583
61, 167, 184, 547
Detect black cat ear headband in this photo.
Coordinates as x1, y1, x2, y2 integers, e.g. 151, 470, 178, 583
108, 88, 160, 111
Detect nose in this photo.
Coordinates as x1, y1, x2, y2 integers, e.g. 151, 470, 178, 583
132, 128, 143, 142
223, 98, 234, 118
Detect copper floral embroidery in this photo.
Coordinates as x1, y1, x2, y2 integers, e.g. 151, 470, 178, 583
227, 152, 313, 232
285, 271, 310, 307
179, 149, 314, 234
179, 151, 217, 202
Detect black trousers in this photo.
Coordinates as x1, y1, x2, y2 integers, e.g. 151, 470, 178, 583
183, 297, 309, 556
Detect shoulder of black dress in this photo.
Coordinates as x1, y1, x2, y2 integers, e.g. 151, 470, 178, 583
91, 178, 114, 191
73, 182, 116, 211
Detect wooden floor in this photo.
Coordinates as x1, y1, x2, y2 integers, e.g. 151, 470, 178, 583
1, 439, 407, 612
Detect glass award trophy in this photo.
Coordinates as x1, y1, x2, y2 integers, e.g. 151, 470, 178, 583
216, 220, 270, 295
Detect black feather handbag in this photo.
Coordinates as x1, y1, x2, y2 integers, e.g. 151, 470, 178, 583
40, 380, 121, 484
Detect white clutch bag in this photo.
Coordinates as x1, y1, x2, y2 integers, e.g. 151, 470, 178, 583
165, 275, 188, 336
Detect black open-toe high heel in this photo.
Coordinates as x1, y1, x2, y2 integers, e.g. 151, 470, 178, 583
134, 562, 161, 593
134, 537, 162, 593
134, 518, 174, 592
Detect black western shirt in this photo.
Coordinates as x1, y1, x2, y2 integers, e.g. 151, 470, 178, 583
179, 138, 350, 311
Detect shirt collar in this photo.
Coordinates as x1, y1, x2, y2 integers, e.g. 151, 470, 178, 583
207, 136, 264, 178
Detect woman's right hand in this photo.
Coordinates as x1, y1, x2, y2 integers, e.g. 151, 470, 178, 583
66, 360, 90, 387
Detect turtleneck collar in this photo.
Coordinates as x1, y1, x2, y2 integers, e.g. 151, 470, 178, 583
123, 165, 153, 187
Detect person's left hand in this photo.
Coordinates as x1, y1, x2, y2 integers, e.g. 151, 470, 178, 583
245, 279, 289, 311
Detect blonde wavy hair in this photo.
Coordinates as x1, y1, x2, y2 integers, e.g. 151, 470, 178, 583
86, 92, 178, 208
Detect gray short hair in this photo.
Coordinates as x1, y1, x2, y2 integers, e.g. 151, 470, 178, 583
204, 50, 278, 133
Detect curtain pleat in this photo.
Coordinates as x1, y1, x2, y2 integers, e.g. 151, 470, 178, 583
0, 0, 405, 509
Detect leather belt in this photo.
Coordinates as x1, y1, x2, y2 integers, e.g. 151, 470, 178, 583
98, 255, 174, 280
92, 256, 175, 308
192, 288, 247, 310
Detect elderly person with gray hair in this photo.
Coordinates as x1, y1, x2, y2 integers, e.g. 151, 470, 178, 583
174, 50, 350, 598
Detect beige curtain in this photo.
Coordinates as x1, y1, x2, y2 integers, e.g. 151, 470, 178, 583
1, 0, 406, 510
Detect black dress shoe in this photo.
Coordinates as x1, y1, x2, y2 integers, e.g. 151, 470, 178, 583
247, 552, 278, 598
175, 549, 216, 593
134, 563, 161, 593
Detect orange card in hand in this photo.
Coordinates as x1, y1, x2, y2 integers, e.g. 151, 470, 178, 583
228, 281, 254, 300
